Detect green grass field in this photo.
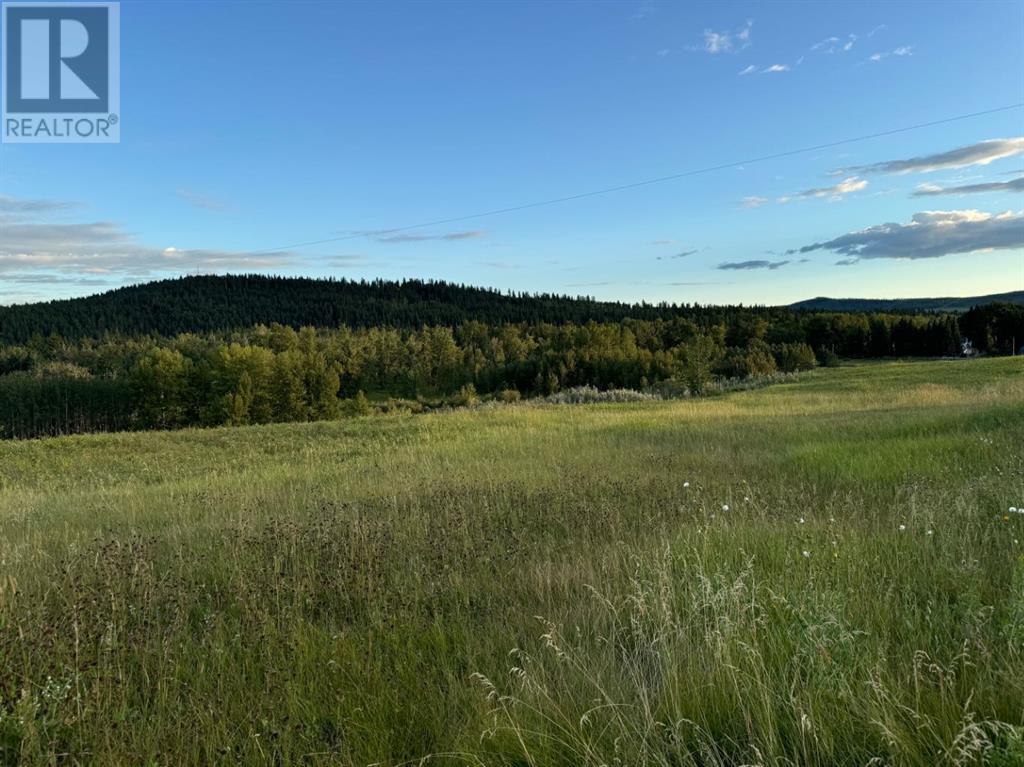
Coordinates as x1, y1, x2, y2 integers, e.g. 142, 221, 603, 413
2, 358, 1023, 766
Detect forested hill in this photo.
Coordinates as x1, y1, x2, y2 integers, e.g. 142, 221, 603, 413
0, 275, 696, 343
789, 291, 1024, 313
1, 274, 1018, 345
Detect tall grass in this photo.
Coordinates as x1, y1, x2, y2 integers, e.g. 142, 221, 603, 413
0, 358, 1022, 765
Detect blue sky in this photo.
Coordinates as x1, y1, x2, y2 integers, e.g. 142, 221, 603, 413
1, 0, 1022, 305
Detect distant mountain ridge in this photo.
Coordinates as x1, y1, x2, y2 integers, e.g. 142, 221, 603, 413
788, 291, 1024, 313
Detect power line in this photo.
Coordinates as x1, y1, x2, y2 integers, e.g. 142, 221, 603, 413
246, 102, 1024, 257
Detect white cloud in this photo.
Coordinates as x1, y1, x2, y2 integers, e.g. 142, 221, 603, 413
792, 209, 1024, 260
742, 196, 769, 208
811, 33, 856, 54
839, 138, 1024, 175
0, 194, 76, 214
738, 64, 757, 75
736, 19, 752, 44
361, 229, 485, 243
763, 64, 789, 73
695, 19, 752, 54
912, 177, 1024, 196
0, 195, 299, 285
868, 45, 913, 62
757, 177, 869, 208
789, 176, 868, 201
717, 259, 790, 270
703, 30, 732, 53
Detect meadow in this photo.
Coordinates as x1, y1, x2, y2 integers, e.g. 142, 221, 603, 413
1, 357, 1023, 766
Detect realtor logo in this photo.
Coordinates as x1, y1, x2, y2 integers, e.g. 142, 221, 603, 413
2, 2, 119, 142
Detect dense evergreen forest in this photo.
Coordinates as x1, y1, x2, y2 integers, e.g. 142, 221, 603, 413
790, 290, 1024, 312
1, 275, 1020, 439
0, 275, 697, 344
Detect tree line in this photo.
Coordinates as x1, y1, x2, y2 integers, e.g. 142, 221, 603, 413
1, 301, 1018, 439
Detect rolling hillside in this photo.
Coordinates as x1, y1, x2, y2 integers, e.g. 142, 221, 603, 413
0, 275, 692, 343
0, 274, 1018, 344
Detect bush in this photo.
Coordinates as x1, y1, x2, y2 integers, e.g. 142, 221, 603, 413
816, 348, 841, 367
718, 340, 777, 379
498, 388, 521, 403
544, 386, 661, 405
452, 383, 480, 407
774, 342, 817, 372
345, 390, 372, 417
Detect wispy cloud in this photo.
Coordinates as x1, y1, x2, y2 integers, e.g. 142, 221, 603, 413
0, 193, 76, 214
0, 194, 299, 285
361, 229, 486, 243
912, 177, 1024, 196
811, 33, 857, 54
837, 138, 1024, 175
779, 177, 868, 203
738, 63, 791, 76
717, 259, 790, 270
656, 249, 698, 260
868, 45, 913, 62
790, 209, 1024, 260
1, 273, 115, 286
693, 19, 753, 54
811, 36, 840, 52
748, 177, 868, 208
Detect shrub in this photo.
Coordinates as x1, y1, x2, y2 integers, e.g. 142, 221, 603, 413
345, 390, 372, 417
544, 386, 660, 405
498, 388, 522, 403
816, 347, 841, 367
452, 383, 480, 407
718, 340, 778, 379
774, 342, 817, 372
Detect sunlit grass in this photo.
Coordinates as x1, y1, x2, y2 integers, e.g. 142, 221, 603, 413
0, 357, 1023, 765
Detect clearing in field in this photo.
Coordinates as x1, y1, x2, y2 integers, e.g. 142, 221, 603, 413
1, 358, 1023, 766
